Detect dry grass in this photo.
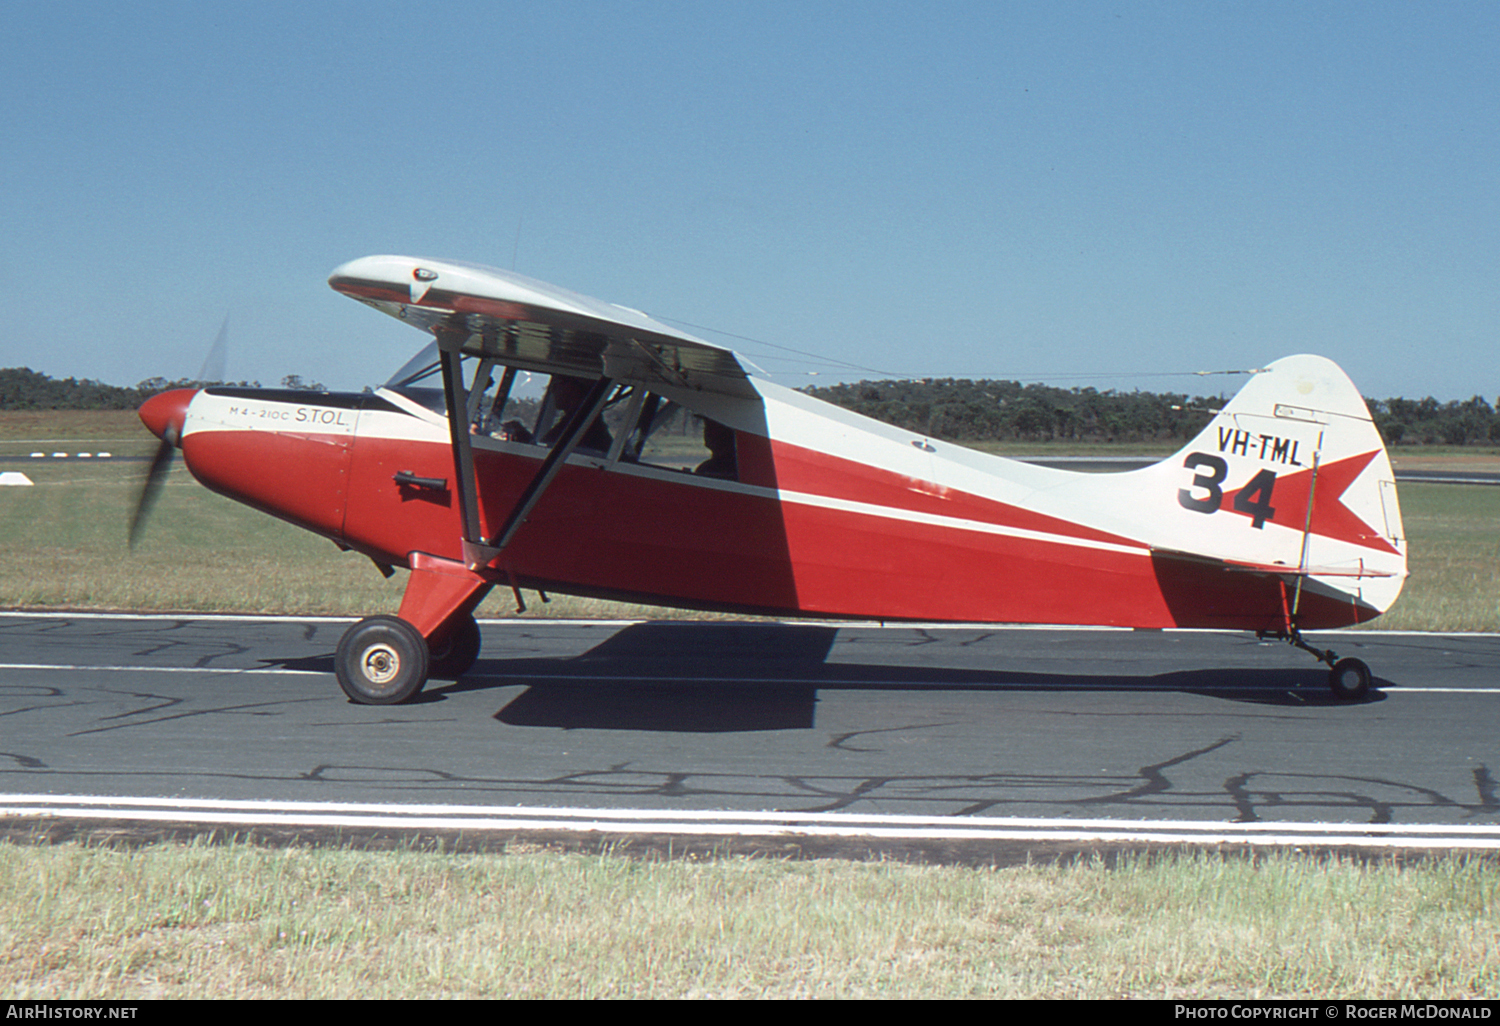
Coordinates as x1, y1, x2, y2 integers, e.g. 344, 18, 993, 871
2, 842, 1497, 1000
1368, 484, 1500, 633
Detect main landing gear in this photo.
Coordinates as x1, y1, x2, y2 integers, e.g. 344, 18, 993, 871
426, 614, 483, 680
335, 612, 485, 704
335, 552, 494, 704
1259, 628, 1372, 700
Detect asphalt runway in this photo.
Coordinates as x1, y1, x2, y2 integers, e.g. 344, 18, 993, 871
3, 613, 1499, 857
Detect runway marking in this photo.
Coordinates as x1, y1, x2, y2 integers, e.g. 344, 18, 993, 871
4, 794, 1500, 851
0, 662, 325, 676
4, 662, 1500, 693
3, 610, 1497, 638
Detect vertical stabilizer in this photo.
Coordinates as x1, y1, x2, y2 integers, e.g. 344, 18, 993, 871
1145, 355, 1406, 622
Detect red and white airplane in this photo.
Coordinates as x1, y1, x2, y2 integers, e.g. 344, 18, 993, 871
133, 255, 1407, 704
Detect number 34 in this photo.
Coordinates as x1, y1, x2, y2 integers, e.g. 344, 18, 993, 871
1177, 453, 1278, 529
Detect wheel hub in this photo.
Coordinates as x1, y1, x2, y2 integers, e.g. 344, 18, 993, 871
362, 643, 401, 684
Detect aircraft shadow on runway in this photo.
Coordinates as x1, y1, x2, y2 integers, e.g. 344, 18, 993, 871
469, 622, 1385, 731
264, 621, 1385, 730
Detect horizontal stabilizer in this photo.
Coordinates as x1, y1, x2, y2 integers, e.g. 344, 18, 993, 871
1150, 548, 1399, 579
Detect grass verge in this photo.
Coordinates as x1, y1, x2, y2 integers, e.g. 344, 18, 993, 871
1363, 484, 1500, 632
2, 842, 1497, 999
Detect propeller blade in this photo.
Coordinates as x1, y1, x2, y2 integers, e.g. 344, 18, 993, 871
130, 387, 197, 550
128, 436, 176, 550
196, 316, 228, 385
130, 312, 224, 548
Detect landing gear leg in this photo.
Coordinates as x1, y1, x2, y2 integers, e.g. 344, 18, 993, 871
334, 554, 493, 704
1258, 628, 1371, 700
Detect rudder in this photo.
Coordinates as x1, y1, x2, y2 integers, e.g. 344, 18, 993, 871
1152, 354, 1406, 622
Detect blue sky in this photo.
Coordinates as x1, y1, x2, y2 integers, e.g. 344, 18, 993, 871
3, 1, 1495, 400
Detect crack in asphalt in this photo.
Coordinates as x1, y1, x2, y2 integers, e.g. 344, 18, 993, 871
3, 615, 1499, 828
6, 754, 1496, 825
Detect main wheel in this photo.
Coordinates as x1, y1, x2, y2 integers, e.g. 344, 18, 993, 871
1328, 657, 1371, 700
428, 614, 483, 679
336, 615, 430, 705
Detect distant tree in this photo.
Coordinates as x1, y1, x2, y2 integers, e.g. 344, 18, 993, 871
0, 367, 144, 410
0, 368, 266, 410
807, 378, 1497, 448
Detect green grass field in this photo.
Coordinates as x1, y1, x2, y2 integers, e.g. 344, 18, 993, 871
1378, 484, 1500, 632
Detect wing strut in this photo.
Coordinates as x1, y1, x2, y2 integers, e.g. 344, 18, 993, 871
434, 336, 614, 571
438, 336, 485, 545
485, 375, 612, 554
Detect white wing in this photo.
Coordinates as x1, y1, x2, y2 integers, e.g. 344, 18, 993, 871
329, 255, 756, 398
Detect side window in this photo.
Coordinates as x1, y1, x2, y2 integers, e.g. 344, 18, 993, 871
464, 367, 739, 482
477, 372, 617, 456
611, 391, 737, 480
469, 369, 544, 447
534, 376, 614, 454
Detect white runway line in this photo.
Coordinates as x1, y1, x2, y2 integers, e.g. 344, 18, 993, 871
3, 610, 1498, 638
0, 662, 325, 676
4, 661, 1499, 693
4, 794, 1500, 851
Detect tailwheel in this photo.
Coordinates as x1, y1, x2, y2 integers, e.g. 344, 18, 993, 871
1259, 628, 1375, 701
428, 614, 483, 680
1328, 657, 1371, 701
336, 615, 430, 705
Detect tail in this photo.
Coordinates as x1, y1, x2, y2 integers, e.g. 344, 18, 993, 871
1141, 354, 1406, 626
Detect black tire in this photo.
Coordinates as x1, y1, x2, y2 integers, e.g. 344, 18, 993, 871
1328, 657, 1371, 701
428, 615, 483, 679
336, 615, 430, 705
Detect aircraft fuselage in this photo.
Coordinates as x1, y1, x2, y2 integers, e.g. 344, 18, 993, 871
169, 378, 1384, 633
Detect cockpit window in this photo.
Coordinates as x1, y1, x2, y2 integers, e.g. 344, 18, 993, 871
609, 391, 736, 478
383, 346, 737, 480
482, 374, 609, 453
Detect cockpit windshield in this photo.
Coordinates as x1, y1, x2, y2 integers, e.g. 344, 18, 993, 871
383, 342, 445, 413
385, 341, 441, 390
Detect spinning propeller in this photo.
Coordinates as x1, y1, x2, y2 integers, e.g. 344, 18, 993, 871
129, 318, 228, 549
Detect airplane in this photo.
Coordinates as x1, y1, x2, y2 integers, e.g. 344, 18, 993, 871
132, 255, 1407, 705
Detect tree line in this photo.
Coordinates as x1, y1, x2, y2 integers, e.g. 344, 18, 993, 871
2, 365, 1495, 447
804, 377, 1500, 448
0, 367, 321, 411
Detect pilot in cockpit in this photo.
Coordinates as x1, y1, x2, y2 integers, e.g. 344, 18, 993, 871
498, 374, 612, 454
694, 418, 737, 478
540, 376, 613, 453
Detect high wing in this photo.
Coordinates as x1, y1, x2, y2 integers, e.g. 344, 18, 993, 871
328, 255, 758, 399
